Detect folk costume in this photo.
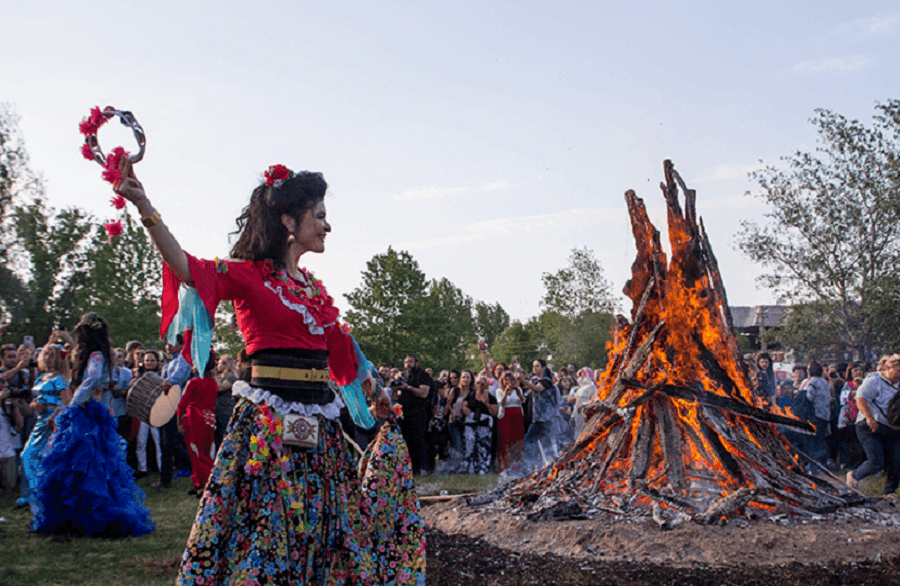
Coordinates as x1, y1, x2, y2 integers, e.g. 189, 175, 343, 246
177, 375, 218, 491
21, 373, 67, 512
168, 255, 425, 586
30, 352, 154, 536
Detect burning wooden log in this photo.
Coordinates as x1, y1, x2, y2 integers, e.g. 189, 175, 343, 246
505, 160, 861, 523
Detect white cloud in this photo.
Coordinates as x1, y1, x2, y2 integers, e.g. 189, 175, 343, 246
394, 207, 627, 250
693, 162, 765, 183
393, 179, 509, 200
866, 15, 899, 36
395, 186, 467, 200
479, 180, 509, 192
792, 55, 871, 75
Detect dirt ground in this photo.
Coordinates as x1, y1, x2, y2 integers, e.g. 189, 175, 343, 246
423, 499, 900, 585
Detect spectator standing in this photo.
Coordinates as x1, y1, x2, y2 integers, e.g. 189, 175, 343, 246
395, 353, 434, 475
0, 379, 23, 497
572, 367, 596, 438
462, 375, 497, 474
21, 345, 68, 510
837, 363, 866, 468
756, 353, 777, 404
520, 359, 558, 470
793, 362, 832, 472
178, 352, 219, 496
847, 355, 900, 494
496, 371, 525, 472
134, 351, 163, 478
154, 335, 193, 489
214, 354, 238, 451
446, 370, 465, 473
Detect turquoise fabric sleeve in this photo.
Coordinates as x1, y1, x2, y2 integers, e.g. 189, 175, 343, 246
165, 285, 214, 375
339, 336, 377, 430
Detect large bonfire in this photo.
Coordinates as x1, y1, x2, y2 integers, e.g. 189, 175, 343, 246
505, 161, 860, 524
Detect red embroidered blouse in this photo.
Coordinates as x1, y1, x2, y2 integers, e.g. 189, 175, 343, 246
164, 254, 358, 386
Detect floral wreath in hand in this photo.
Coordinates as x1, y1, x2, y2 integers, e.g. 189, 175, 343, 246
78, 106, 147, 242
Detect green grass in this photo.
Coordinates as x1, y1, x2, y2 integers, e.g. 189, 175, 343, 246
0, 473, 495, 586
413, 473, 500, 496
0, 475, 198, 586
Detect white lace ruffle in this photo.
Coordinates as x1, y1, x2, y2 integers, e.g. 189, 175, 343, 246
263, 281, 324, 336
233, 380, 344, 419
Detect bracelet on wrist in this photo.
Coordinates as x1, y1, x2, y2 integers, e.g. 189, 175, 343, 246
141, 211, 162, 228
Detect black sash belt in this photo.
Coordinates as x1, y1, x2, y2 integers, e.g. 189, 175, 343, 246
249, 349, 335, 406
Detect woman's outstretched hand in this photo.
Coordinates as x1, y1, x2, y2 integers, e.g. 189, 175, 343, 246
114, 164, 149, 207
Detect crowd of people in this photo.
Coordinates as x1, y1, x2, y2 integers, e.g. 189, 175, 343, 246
344, 352, 602, 478
748, 352, 900, 495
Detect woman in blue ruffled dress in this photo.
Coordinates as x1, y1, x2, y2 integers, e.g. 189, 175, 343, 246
30, 313, 154, 537
21, 344, 69, 513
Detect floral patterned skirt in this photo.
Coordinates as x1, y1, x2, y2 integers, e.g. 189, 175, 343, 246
176, 398, 425, 586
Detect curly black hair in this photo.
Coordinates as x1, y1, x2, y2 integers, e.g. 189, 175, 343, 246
72, 313, 114, 388
230, 171, 328, 269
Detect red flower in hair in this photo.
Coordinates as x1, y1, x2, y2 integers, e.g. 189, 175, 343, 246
264, 164, 293, 187
110, 195, 127, 210
104, 219, 124, 242
81, 142, 95, 161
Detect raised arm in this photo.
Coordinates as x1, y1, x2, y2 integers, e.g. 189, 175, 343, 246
115, 167, 193, 286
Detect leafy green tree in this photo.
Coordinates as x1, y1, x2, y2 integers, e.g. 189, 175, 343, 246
413, 277, 475, 369
474, 301, 510, 348
540, 246, 619, 317
69, 213, 163, 347
489, 320, 543, 369
6, 196, 91, 344
344, 247, 429, 366
0, 104, 45, 336
736, 101, 900, 357
214, 301, 246, 357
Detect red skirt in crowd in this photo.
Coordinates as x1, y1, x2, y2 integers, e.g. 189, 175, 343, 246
497, 405, 525, 471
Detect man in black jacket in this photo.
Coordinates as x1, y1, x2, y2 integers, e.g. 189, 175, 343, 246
394, 353, 433, 475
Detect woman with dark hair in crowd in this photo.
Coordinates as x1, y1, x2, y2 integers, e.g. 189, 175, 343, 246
837, 362, 866, 468
133, 350, 163, 478
116, 164, 423, 584
496, 370, 525, 472
756, 352, 777, 403
847, 355, 900, 494
447, 369, 471, 473
519, 359, 559, 469
30, 313, 154, 536
21, 345, 69, 512
461, 375, 498, 474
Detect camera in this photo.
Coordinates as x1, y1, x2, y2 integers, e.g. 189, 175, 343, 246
389, 377, 407, 388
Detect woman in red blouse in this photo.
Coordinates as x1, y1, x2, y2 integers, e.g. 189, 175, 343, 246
177, 351, 218, 496
116, 165, 425, 586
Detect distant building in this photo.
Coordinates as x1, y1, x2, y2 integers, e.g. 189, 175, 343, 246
730, 305, 787, 350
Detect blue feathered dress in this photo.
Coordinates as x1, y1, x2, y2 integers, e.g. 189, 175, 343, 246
30, 352, 154, 537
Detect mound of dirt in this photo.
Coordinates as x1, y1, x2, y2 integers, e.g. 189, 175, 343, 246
423, 498, 900, 567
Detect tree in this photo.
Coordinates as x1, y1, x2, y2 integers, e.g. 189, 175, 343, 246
540, 246, 619, 317
474, 301, 510, 348
6, 195, 91, 344
736, 101, 900, 357
69, 213, 163, 347
344, 247, 429, 366
414, 277, 475, 368
214, 301, 246, 358
0, 104, 44, 332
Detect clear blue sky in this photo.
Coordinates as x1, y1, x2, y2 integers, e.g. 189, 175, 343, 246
2, 1, 898, 322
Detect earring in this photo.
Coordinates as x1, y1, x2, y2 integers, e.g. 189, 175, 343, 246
287, 234, 296, 244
